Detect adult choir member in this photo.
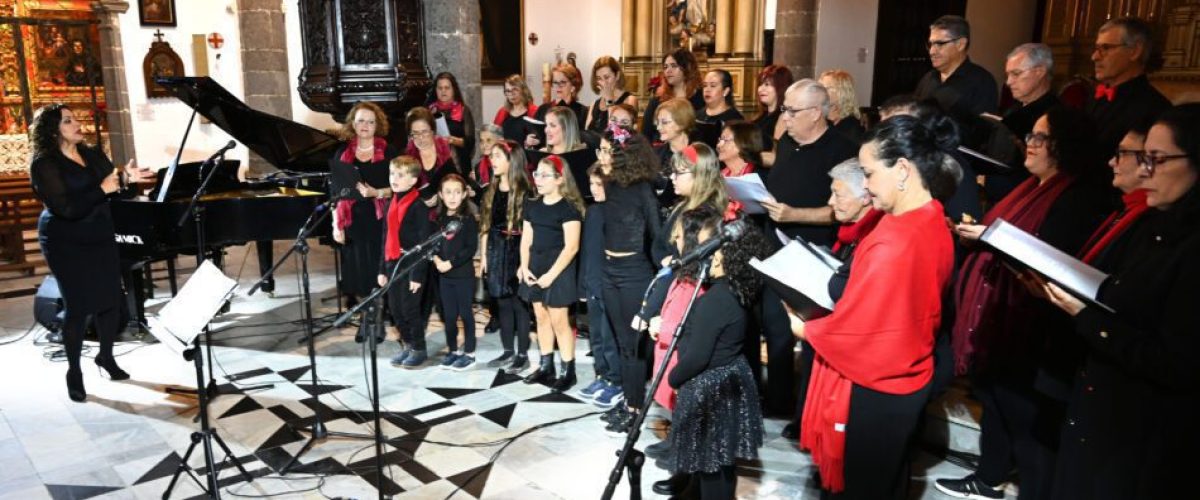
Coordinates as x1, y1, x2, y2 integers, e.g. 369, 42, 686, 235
529, 64, 588, 149
753, 64, 794, 163
717, 121, 762, 178
697, 69, 743, 147
429, 72, 476, 174
494, 74, 539, 143
585, 56, 638, 134
1086, 17, 1171, 155
818, 70, 865, 144
405, 107, 458, 204
787, 113, 960, 499
642, 48, 704, 143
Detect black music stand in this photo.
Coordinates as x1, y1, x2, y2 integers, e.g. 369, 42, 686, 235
601, 259, 711, 500
248, 198, 373, 474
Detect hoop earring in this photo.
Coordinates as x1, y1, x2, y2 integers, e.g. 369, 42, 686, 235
897, 181, 906, 192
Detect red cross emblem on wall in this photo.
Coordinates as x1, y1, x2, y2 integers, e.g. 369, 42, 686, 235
207, 33, 224, 50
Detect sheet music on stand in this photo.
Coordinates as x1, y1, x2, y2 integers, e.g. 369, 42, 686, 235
980, 218, 1114, 312
146, 260, 238, 356
750, 234, 842, 320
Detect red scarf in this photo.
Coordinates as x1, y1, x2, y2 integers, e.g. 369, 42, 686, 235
721, 162, 756, 177
384, 189, 420, 261
335, 137, 388, 230
800, 200, 954, 493
476, 156, 492, 186
832, 209, 883, 254
951, 173, 1076, 375
406, 136, 454, 190
430, 100, 464, 122
493, 104, 538, 125
1079, 189, 1149, 264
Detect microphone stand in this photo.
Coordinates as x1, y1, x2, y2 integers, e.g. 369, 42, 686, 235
330, 238, 444, 500
247, 197, 374, 474
601, 258, 712, 500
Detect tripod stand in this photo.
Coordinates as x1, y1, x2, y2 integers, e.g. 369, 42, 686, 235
601, 260, 711, 500
248, 195, 373, 474
330, 235, 445, 500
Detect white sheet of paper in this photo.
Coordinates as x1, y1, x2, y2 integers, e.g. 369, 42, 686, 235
750, 239, 840, 311
725, 173, 772, 214
435, 115, 451, 137
980, 218, 1111, 309
148, 260, 237, 351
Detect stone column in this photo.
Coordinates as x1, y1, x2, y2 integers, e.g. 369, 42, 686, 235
733, 0, 757, 57
715, 0, 733, 56
237, 0, 290, 174
772, 0, 818, 78
635, 0, 653, 57
91, 0, 135, 163
424, 1, 482, 137
622, 0, 635, 58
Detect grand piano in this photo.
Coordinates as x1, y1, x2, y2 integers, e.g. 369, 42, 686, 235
112, 77, 341, 322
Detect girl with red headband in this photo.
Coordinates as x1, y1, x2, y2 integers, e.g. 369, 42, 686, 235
519, 155, 586, 392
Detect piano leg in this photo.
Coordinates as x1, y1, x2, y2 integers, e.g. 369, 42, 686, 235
166, 257, 178, 296
256, 241, 275, 295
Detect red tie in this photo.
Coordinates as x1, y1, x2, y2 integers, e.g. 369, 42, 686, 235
1095, 83, 1117, 102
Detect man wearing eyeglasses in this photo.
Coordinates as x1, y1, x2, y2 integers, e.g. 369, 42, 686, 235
1087, 17, 1170, 156
987, 43, 1061, 203
914, 15, 999, 126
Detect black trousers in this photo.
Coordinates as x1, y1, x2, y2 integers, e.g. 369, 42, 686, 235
824, 382, 931, 500
974, 371, 1059, 500
602, 253, 654, 408
385, 262, 427, 350
748, 288, 796, 415
439, 276, 476, 353
63, 306, 121, 370
495, 295, 531, 354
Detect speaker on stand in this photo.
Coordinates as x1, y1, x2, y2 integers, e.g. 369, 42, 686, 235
33, 275, 64, 344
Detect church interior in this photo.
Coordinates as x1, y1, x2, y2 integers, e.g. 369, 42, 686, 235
0, 0, 1197, 499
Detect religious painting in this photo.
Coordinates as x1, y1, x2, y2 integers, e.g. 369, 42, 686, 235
28, 23, 102, 88
142, 32, 184, 98
479, 0, 522, 83
138, 0, 177, 27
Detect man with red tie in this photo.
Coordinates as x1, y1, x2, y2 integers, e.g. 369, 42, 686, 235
1088, 17, 1170, 156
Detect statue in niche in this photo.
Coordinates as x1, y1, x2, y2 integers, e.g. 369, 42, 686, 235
667, 0, 714, 52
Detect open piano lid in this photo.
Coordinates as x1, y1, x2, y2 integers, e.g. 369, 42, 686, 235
155, 76, 339, 173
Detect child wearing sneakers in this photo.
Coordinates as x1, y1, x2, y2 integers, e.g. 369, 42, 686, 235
518, 155, 584, 393
380, 156, 433, 368
578, 163, 624, 408
432, 173, 480, 371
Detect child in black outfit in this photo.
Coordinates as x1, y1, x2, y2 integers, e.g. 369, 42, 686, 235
379, 156, 434, 368
432, 173, 480, 370
519, 154, 585, 392
656, 205, 767, 499
480, 140, 536, 373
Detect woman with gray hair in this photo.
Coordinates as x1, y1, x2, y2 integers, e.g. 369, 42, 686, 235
826, 158, 884, 300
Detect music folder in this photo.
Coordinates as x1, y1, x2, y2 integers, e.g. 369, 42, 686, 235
980, 218, 1114, 312
750, 236, 842, 320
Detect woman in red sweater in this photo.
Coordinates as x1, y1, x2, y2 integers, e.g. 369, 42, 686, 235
786, 114, 959, 499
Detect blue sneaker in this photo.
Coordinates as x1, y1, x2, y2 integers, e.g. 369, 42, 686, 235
390, 348, 412, 367
593, 383, 625, 409
440, 352, 461, 369
450, 354, 476, 371
401, 350, 427, 368
578, 378, 607, 401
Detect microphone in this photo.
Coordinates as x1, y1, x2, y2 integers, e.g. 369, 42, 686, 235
668, 219, 748, 270
203, 140, 237, 164
406, 219, 463, 259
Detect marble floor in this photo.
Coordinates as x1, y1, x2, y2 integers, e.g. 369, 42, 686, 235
0, 242, 1004, 499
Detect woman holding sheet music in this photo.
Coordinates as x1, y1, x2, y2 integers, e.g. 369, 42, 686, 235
937, 107, 1112, 500
1035, 103, 1200, 500
784, 114, 957, 499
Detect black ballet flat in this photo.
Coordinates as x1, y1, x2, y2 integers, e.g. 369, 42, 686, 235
95, 356, 130, 381
66, 369, 86, 402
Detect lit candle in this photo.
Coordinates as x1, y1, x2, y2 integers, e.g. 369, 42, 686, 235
542, 62, 550, 82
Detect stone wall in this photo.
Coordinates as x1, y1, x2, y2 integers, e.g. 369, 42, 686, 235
773, 0, 818, 79
238, 0, 290, 173
422, 1, 482, 135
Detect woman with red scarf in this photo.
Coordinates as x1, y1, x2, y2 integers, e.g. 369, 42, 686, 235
429, 72, 475, 173
329, 102, 400, 302
785, 114, 958, 499
716, 121, 761, 178
936, 107, 1112, 500
405, 107, 459, 204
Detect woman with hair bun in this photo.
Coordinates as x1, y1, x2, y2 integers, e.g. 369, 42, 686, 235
786, 114, 960, 499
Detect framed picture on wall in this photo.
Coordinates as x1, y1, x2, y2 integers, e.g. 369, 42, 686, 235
138, 0, 178, 27
480, 0, 522, 83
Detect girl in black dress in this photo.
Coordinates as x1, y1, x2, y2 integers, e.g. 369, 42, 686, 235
29, 104, 153, 402
330, 102, 399, 301
658, 205, 766, 499
428, 72, 476, 173
519, 155, 585, 392
480, 140, 535, 373
585, 56, 639, 134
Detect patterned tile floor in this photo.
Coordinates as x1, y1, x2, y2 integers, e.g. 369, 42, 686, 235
0, 243, 996, 499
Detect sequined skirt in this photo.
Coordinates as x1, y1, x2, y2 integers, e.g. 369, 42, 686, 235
666, 357, 764, 474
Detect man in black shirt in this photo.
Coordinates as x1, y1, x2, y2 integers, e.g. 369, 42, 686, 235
915, 15, 999, 135
1087, 17, 1171, 156
759, 79, 857, 426
993, 43, 1060, 202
